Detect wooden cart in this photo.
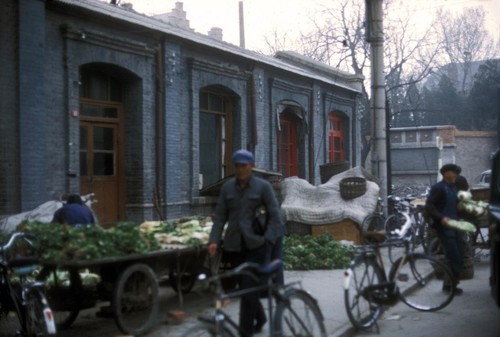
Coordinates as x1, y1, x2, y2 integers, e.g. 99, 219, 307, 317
37, 245, 209, 336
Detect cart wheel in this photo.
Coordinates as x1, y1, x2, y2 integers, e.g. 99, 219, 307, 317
112, 263, 160, 336
169, 269, 196, 294
37, 267, 82, 330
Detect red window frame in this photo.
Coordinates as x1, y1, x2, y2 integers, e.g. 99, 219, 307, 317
328, 114, 344, 162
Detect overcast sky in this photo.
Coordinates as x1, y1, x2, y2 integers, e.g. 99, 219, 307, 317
115, 0, 499, 52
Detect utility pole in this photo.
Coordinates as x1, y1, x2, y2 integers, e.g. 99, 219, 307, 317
365, 0, 388, 213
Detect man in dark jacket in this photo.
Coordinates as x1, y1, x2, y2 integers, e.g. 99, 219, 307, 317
52, 194, 95, 227
425, 163, 464, 295
208, 149, 285, 337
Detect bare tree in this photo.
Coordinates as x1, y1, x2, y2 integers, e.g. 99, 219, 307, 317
436, 7, 498, 94
294, 0, 443, 166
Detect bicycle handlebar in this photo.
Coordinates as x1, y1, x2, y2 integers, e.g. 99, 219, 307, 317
389, 212, 412, 240
1, 232, 34, 254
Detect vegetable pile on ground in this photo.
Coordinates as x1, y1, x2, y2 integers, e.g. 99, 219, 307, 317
283, 233, 355, 270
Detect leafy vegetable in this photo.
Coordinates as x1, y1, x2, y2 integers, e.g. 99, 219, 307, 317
447, 219, 476, 233
283, 233, 355, 270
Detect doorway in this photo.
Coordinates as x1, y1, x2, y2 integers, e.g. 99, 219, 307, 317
79, 99, 124, 227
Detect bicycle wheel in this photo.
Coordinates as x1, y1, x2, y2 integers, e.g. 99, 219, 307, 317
36, 266, 87, 330
344, 256, 385, 330
412, 211, 431, 252
389, 253, 455, 311
112, 263, 160, 336
181, 322, 236, 337
169, 269, 197, 294
25, 287, 56, 336
361, 214, 385, 244
470, 225, 490, 260
274, 288, 327, 337
385, 213, 408, 263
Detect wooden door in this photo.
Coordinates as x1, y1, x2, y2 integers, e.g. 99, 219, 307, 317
278, 116, 298, 177
79, 101, 123, 227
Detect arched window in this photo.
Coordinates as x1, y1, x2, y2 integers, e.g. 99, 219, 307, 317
328, 114, 344, 162
199, 89, 233, 188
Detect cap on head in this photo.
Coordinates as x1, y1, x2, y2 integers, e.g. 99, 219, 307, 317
232, 149, 254, 165
66, 194, 84, 205
440, 163, 461, 175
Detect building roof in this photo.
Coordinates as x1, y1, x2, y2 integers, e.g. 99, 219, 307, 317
52, 0, 362, 93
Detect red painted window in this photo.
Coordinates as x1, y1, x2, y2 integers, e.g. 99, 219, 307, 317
328, 114, 344, 162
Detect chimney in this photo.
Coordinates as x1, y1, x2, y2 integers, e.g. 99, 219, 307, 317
239, 1, 245, 48
208, 27, 223, 41
154, 2, 192, 30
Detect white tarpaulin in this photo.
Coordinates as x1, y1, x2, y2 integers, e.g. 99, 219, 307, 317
280, 167, 380, 225
0, 193, 97, 234
0, 201, 63, 234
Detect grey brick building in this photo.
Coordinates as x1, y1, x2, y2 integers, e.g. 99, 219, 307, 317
0, 0, 363, 225
390, 125, 497, 191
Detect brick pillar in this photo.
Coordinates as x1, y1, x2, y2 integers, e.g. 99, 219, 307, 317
19, 0, 46, 210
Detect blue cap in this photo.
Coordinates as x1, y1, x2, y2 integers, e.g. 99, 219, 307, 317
232, 149, 254, 165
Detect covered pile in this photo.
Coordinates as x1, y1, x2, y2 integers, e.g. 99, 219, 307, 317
280, 167, 380, 225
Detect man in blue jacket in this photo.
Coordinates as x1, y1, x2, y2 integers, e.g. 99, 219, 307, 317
208, 149, 285, 337
52, 194, 95, 227
425, 163, 464, 295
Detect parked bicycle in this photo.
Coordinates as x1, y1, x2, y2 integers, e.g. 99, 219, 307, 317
384, 196, 430, 262
0, 232, 56, 336
182, 259, 327, 337
344, 212, 456, 331
360, 195, 400, 244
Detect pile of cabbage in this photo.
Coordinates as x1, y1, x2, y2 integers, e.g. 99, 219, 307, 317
458, 191, 489, 218
139, 216, 213, 249
15, 216, 213, 261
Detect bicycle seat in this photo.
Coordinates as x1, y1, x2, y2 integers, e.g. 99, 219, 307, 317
259, 259, 283, 276
9, 256, 39, 275
234, 259, 283, 277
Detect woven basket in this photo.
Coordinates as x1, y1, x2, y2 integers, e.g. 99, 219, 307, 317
339, 177, 367, 200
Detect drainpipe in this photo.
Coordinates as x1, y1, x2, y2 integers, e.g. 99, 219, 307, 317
249, 71, 257, 153
309, 90, 315, 183
366, 0, 388, 213
155, 43, 165, 220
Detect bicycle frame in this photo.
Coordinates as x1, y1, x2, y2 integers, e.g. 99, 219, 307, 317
195, 260, 319, 337
197, 261, 282, 337
0, 233, 56, 335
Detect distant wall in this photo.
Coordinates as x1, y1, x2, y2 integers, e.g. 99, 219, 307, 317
455, 130, 497, 184
390, 126, 498, 190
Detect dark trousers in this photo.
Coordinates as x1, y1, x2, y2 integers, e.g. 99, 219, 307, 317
223, 244, 268, 337
239, 243, 268, 337
266, 237, 284, 286
437, 226, 464, 282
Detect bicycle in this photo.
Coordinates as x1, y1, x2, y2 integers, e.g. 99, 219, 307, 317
0, 232, 56, 336
344, 212, 456, 331
182, 259, 327, 337
384, 197, 431, 262
360, 195, 400, 244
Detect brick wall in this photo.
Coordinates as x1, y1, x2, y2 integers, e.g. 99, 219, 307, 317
455, 131, 497, 183
1, 1, 361, 222
0, 0, 20, 214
